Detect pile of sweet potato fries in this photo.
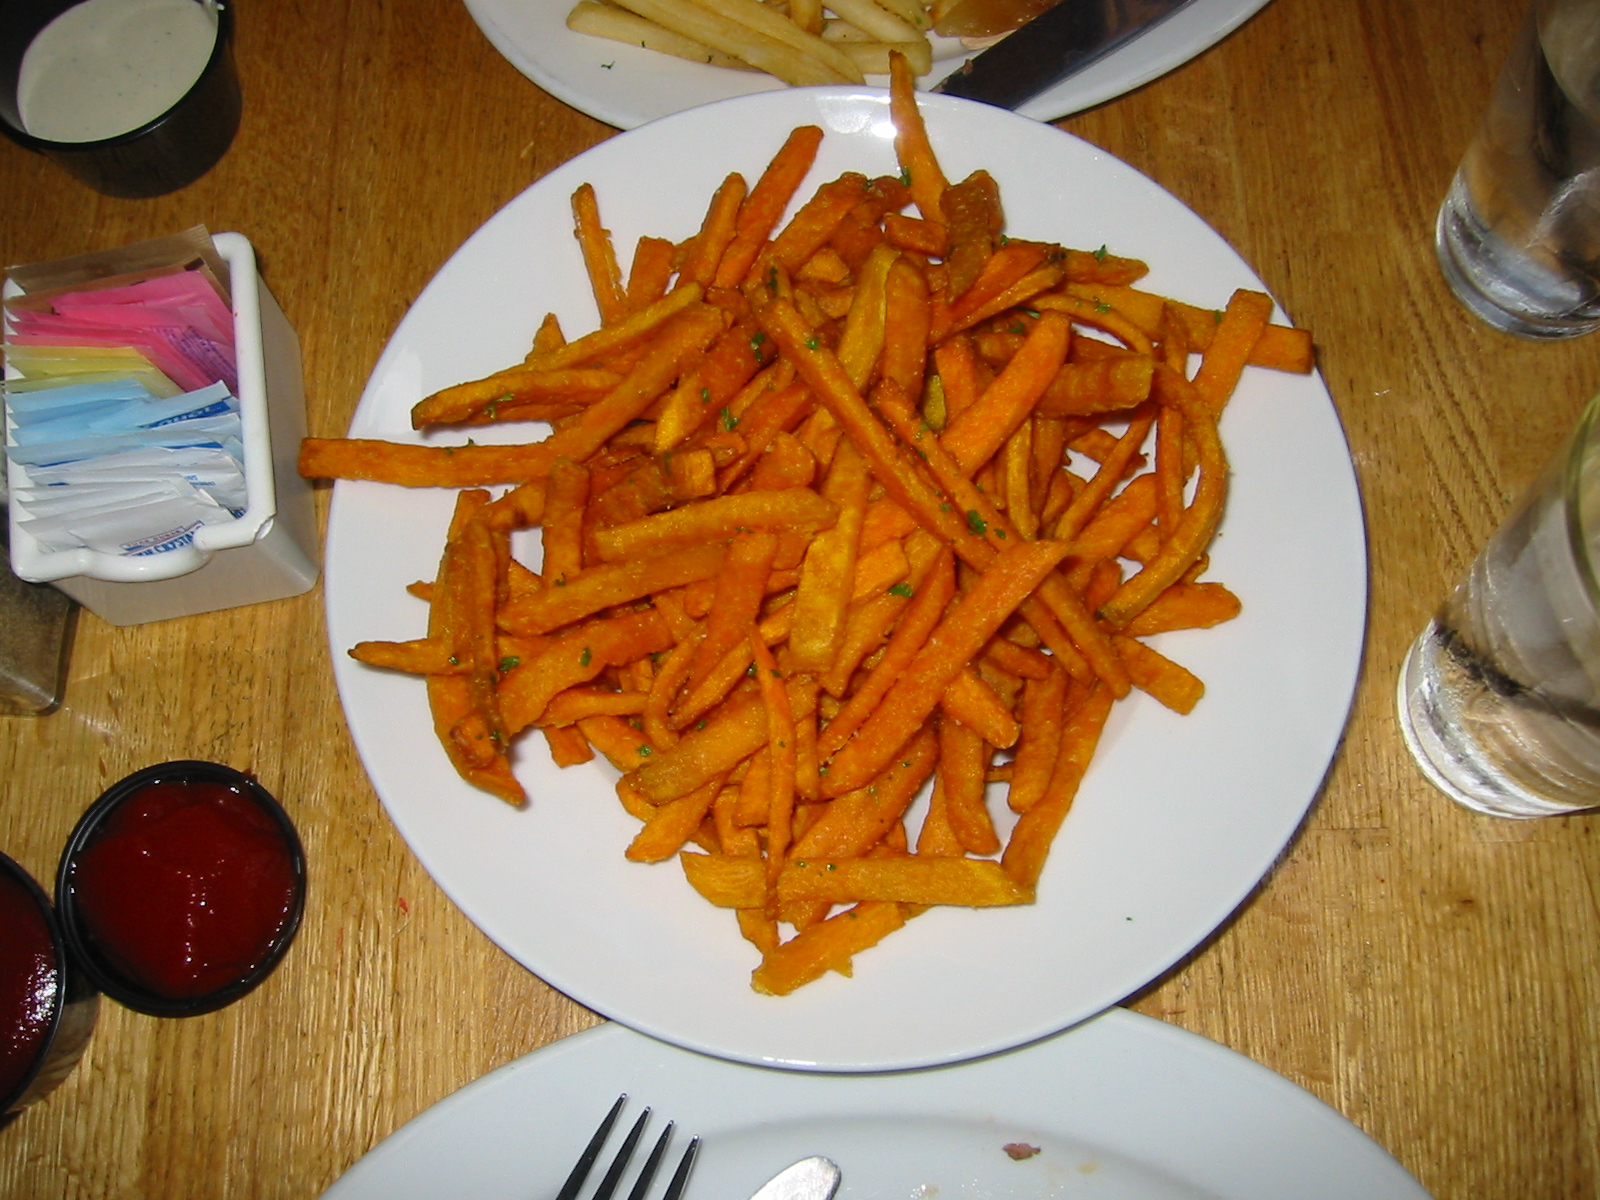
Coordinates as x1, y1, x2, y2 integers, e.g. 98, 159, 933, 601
299, 57, 1313, 995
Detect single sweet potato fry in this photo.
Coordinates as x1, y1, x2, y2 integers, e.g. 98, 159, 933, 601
593, 488, 838, 562
1124, 582, 1242, 636
680, 852, 768, 908
778, 857, 1032, 906
627, 774, 725, 862
1002, 681, 1114, 890
937, 714, 1000, 855
1112, 634, 1205, 714
750, 900, 907, 995
497, 542, 727, 635
716, 125, 826, 287
939, 667, 1020, 752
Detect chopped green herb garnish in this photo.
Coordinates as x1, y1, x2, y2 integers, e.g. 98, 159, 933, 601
637, 745, 652, 756
804, 336, 819, 350
888, 582, 914, 598
499, 656, 521, 674
900, 166, 911, 186
966, 510, 988, 535
720, 406, 739, 432
1093, 244, 1108, 262
1095, 300, 1112, 314
700, 386, 711, 405
447, 655, 459, 665
579, 647, 592, 667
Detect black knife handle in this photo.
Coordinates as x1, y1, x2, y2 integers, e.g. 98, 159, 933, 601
933, 0, 1192, 111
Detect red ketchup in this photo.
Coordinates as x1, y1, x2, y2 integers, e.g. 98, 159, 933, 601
73, 780, 298, 1000
0, 870, 58, 1103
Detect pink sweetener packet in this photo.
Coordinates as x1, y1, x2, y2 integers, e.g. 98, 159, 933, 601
21, 299, 237, 385
51, 272, 233, 341
23, 297, 227, 344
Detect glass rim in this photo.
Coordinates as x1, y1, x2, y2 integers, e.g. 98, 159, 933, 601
1562, 388, 1600, 619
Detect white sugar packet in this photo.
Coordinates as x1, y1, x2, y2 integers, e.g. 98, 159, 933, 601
21, 453, 246, 515
17, 478, 235, 556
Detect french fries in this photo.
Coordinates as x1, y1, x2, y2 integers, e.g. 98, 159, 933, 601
302, 55, 1315, 994
565, 0, 941, 88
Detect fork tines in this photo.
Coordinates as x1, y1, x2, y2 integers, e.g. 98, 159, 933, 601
557, 1095, 701, 1200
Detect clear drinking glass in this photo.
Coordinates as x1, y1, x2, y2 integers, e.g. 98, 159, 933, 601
1399, 390, 1600, 817
1435, 0, 1600, 339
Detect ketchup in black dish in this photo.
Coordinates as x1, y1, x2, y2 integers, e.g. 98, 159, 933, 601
57, 762, 305, 1017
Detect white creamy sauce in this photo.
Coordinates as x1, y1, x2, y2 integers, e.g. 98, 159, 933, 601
18, 0, 218, 144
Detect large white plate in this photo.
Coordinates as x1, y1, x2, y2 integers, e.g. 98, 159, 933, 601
324, 88, 1366, 1072
320, 1010, 1431, 1200
465, 0, 1273, 130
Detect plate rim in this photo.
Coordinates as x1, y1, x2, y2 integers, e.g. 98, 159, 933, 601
319, 1008, 1431, 1200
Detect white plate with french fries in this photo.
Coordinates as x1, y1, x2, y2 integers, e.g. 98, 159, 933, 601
319, 1011, 1432, 1199
322, 85, 1364, 1072
465, 0, 1272, 130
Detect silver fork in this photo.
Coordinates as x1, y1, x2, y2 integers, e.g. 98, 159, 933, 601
555, 1095, 701, 1200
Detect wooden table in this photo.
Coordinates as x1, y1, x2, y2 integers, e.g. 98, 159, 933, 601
4, 1, 1598, 1196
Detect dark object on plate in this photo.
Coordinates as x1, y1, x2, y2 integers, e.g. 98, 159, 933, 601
56, 761, 305, 1018
0, 0, 241, 198
933, 0, 1196, 110
0, 524, 76, 717
558, 1095, 701, 1200
0, 850, 97, 1124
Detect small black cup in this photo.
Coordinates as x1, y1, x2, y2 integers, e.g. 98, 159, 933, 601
0, 850, 98, 1126
0, 0, 241, 199
56, 761, 306, 1018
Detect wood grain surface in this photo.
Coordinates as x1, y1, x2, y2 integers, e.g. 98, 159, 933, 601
4, 1, 1599, 1197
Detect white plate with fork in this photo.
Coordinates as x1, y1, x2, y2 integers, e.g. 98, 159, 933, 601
319, 1009, 1433, 1200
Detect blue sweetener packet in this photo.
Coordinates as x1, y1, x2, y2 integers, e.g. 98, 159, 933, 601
4, 378, 160, 423
9, 382, 237, 444
6, 414, 243, 467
